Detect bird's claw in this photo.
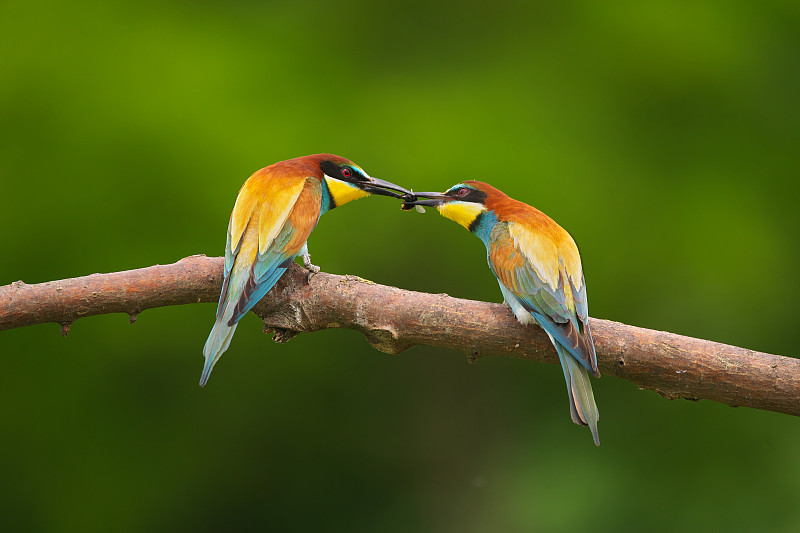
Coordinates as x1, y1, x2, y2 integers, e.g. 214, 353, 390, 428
302, 252, 320, 271
302, 256, 320, 284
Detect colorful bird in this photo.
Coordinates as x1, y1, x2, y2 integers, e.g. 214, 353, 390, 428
201, 154, 411, 386
402, 182, 600, 445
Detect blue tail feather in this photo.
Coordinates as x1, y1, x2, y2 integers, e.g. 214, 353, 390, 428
200, 266, 250, 387
554, 340, 600, 446
201, 252, 297, 386
200, 319, 238, 387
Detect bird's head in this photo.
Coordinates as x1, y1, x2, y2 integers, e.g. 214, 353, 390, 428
401, 180, 492, 231
316, 155, 411, 209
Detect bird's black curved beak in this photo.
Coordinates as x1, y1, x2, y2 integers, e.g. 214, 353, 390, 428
358, 177, 413, 199
401, 191, 449, 210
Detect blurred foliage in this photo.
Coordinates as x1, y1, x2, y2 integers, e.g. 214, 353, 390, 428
2, 0, 800, 531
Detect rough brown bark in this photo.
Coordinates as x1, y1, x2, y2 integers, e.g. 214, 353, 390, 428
1, 254, 798, 416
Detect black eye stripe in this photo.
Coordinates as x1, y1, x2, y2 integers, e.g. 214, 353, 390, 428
446, 186, 487, 204
319, 160, 361, 181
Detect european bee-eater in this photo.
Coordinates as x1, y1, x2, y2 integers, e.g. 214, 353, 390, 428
201, 154, 411, 386
403, 182, 600, 445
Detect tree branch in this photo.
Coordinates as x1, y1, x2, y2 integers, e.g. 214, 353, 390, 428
2, 255, 798, 416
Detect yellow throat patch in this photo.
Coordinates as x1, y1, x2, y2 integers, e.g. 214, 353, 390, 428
324, 176, 370, 207
438, 201, 486, 229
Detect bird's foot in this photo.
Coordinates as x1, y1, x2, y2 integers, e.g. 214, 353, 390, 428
302, 252, 320, 281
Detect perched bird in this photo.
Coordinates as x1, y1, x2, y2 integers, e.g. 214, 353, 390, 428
201, 154, 411, 386
402, 182, 600, 445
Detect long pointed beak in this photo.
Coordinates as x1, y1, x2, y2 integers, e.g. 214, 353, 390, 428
401, 191, 450, 209
358, 177, 413, 199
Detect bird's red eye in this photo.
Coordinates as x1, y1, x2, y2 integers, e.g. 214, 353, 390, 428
457, 187, 469, 197
341, 167, 352, 178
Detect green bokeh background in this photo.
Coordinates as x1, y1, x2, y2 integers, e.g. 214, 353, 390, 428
2, 1, 800, 531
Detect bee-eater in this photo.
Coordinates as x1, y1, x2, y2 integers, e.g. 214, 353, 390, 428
402, 182, 600, 445
201, 154, 411, 387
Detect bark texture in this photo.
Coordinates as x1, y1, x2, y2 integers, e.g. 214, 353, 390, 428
1, 255, 798, 416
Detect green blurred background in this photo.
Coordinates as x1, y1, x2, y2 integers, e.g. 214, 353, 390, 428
2, 0, 800, 531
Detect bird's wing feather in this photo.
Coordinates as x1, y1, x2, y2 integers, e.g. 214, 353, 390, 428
201, 175, 322, 386
489, 221, 598, 376
227, 177, 322, 324
215, 176, 302, 316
